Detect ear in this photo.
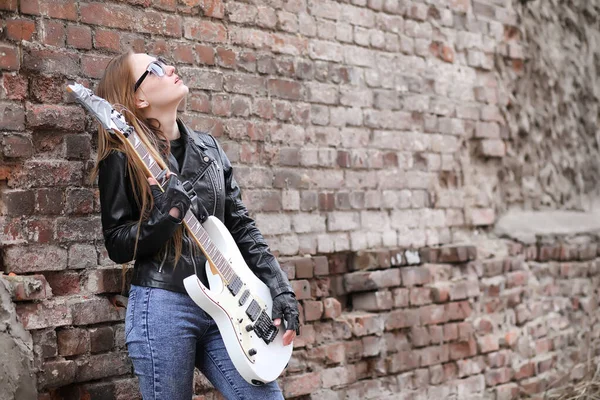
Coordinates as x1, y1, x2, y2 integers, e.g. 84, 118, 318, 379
135, 96, 149, 109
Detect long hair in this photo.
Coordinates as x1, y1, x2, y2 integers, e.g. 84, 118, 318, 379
92, 51, 185, 290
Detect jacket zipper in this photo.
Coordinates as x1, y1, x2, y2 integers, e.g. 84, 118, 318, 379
158, 251, 167, 273
208, 164, 218, 216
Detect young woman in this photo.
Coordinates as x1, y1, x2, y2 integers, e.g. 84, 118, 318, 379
95, 51, 300, 399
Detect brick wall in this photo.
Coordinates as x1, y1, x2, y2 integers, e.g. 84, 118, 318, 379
2, 0, 592, 399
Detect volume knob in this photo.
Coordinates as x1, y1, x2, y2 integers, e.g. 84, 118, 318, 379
248, 348, 257, 356
245, 324, 254, 332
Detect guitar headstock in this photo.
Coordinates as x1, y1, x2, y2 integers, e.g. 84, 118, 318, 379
66, 83, 133, 138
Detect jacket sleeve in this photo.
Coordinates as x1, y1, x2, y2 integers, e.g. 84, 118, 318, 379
216, 141, 294, 299
98, 151, 182, 264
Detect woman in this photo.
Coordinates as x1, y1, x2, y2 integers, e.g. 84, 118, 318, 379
95, 51, 300, 399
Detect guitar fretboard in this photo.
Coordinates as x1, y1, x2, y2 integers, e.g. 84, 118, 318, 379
128, 131, 237, 284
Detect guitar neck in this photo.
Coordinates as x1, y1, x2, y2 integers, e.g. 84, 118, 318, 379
126, 131, 236, 285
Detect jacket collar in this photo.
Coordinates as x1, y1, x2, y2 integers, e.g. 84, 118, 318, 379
177, 119, 207, 150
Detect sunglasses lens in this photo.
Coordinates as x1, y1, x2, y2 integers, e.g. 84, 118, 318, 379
148, 62, 165, 77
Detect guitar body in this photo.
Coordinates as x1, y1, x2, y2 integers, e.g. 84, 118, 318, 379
183, 216, 293, 385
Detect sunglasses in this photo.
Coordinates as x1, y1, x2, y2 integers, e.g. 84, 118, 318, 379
133, 56, 169, 92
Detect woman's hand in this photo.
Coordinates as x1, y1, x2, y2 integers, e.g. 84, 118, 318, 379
272, 292, 300, 346
148, 173, 191, 220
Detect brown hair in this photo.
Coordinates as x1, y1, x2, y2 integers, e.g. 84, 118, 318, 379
92, 51, 185, 290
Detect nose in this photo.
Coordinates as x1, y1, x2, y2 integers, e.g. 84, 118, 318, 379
165, 65, 175, 76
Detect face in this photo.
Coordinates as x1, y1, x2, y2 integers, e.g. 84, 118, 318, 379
129, 53, 188, 112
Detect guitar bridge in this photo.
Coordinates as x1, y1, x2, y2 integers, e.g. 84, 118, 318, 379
253, 311, 278, 345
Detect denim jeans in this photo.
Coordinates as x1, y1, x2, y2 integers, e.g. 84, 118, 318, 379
125, 284, 284, 400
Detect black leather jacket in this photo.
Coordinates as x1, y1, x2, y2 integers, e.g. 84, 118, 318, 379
98, 121, 293, 299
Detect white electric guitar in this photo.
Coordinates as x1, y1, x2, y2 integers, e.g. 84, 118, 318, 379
67, 83, 293, 385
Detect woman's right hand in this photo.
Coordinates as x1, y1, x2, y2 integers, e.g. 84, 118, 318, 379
148, 174, 191, 221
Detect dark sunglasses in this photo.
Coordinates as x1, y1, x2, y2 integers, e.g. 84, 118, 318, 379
133, 56, 169, 92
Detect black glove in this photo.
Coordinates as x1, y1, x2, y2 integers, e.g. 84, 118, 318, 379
150, 174, 192, 221
272, 292, 300, 335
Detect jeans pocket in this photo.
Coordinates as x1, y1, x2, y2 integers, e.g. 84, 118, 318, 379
124, 286, 137, 342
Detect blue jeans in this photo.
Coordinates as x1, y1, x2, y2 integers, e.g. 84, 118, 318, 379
125, 284, 284, 400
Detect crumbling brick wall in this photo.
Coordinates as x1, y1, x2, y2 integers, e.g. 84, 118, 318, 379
1, 0, 598, 399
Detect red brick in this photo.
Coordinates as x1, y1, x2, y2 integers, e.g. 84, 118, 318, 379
344, 269, 401, 293
6, 19, 36, 41
38, 360, 77, 389
36, 188, 65, 215
84, 268, 122, 294
268, 79, 302, 100
323, 297, 342, 319
477, 334, 499, 353
216, 47, 236, 68
66, 24, 92, 49
385, 309, 420, 330
449, 339, 477, 360
282, 372, 321, 398
387, 351, 420, 373
199, 0, 225, 18
16, 300, 72, 330
94, 29, 121, 52
1, 188, 34, 215
39, 19, 65, 46
341, 312, 385, 337
303, 300, 323, 321
410, 326, 430, 347
90, 326, 115, 353
392, 288, 409, 308
0, 0, 17, 10
184, 19, 227, 42
506, 270, 528, 288
430, 283, 450, 303
293, 258, 313, 279
81, 54, 112, 79
419, 304, 447, 325
443, 323, 458, 341
26, 103, 85, 131
496, 383, 519, 400
321, 365, 357, 388
55, 216, 102, 242
291, 279, 311, 300
0, 44, 19, 71
76, 352, 132, 381
445, 301, 473, 321
2, 73, 27, 100
410, 287, 432, 305
2, 134, 33, 158
401, 267, 431, 286
44, 271, 81, 296
65, 188, 94, 215
310, 342, 346, 365
418, 345, 449, 367
3, 245, 68, 273
314, 256, 329, 275
310, 277, 330, 298
195, 44, 216, 65
362, 335, 383, 357
57, 327, 89, 356
353, 290, 393, 311
69, 297, 124, 326
351, 250, 389, 271
3, 274, 51, 301
293, 324, 315, 348
31, 328, 58, 359
21, 0, 77, 20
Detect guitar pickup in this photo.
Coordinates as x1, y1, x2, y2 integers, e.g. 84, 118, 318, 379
238, 290, 250, 306
245, 300, 261, 322
227, 277, 243, 296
